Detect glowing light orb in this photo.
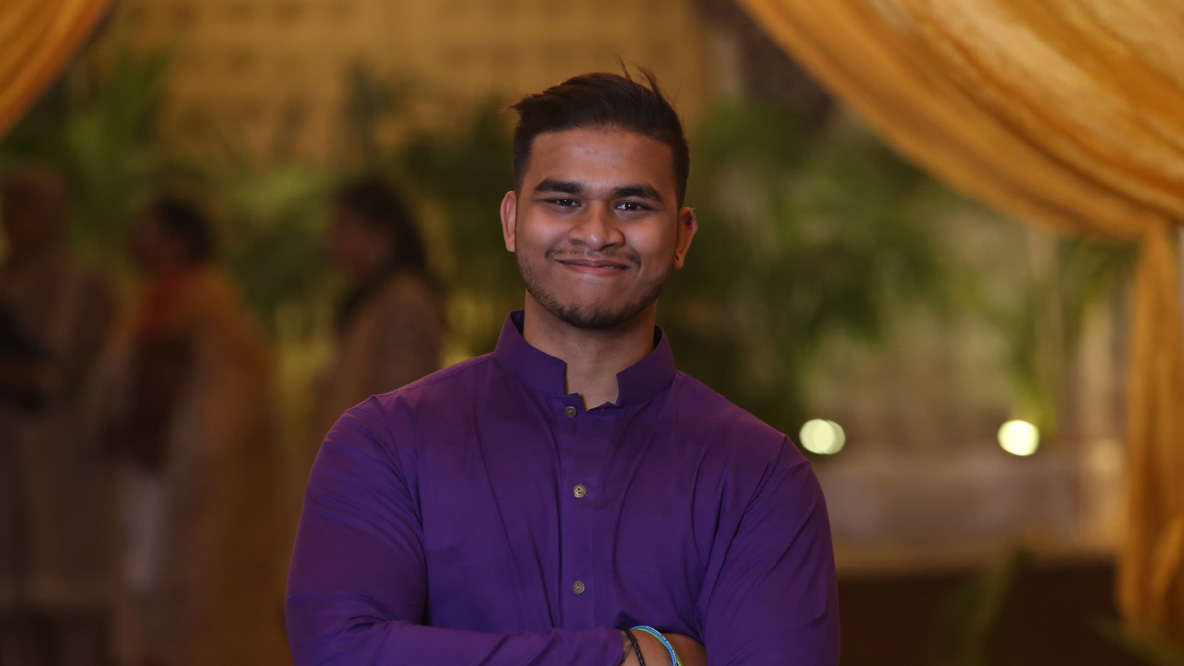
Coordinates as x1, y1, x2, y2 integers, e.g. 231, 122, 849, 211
800, 419, 846, 455
998, 420, 1040, 456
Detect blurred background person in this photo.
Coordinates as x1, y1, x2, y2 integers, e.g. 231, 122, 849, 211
106, 198, 285, 666
316, 177, 446, 437
0, 166, 117, 666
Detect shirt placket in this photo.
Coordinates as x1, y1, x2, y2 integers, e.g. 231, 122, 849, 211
555, 398, 613, 630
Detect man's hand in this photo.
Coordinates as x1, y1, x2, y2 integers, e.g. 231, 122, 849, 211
619, 630, 705, 666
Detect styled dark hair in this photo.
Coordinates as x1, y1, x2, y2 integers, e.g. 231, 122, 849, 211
334, 177, 428, 276
508, 70, 691, 205
148, 197, 216, 262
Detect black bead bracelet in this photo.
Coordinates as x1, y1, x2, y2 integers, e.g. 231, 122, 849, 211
623, 628, 646, 666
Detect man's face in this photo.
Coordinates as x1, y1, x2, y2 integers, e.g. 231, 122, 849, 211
500, 128, 696, 330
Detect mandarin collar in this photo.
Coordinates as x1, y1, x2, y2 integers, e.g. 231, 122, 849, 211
493, 310, 676, 407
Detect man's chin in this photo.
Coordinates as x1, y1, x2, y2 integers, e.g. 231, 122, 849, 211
521, 262, 664, 331
547, 301, 639, 331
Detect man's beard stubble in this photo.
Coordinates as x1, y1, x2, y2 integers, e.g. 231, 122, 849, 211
517, 251, 669, 330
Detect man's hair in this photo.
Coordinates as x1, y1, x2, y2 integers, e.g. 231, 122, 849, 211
148, 197, 216, 262
508, 70, 690, 205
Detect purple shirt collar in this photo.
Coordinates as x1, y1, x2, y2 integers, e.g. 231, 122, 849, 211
493, 310, 676, 407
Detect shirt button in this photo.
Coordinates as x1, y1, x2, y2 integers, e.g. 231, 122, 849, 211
564, 405, 577, 418
573, 484, 587, 499
572, 580, 586, 595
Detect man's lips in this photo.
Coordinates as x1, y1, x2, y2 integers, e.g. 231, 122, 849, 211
555, 257, 631, 275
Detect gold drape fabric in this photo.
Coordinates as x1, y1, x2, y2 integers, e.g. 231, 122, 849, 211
737, 0, 1184, 640
0, 0, 111, 138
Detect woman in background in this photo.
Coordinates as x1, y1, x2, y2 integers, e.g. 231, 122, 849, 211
110, 198, 284, 666
317, 178, 446, 435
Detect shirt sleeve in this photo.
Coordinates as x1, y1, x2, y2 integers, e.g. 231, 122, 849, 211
285, 398, 624, 666
697, 440, 840, 666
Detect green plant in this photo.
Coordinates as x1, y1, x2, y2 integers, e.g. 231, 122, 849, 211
204, 158, 337, 337
0, 43, 173, 269
1, 40, 343, 337
985, 236, 1134, 434
396, 98, 519, 356
660, 102, 956, 435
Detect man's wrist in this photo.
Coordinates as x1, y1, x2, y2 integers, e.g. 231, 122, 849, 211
619, 630, 632, 665
632, 626, 680, 666
618, 628, 672, 666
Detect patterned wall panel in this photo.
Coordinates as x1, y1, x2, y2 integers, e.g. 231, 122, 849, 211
114, 0, 711, 160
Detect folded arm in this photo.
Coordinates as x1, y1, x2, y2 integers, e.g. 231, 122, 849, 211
287, 401, 633, 666
698, 440, 840, 665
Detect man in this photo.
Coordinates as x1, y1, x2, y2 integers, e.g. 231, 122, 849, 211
287, 71, 839, 666
0, 166, 117, 666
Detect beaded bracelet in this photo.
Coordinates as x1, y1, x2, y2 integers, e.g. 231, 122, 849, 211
632, 625, 682, 666
623, 628, 646, 666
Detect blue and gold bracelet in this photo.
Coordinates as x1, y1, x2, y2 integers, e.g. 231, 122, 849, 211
631, 626, 682, 666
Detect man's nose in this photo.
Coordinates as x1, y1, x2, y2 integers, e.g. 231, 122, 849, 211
568, 203, 624, 251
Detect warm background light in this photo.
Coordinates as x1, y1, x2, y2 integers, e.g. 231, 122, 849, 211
801, 419, 846, 455
998, 420, 1039, 457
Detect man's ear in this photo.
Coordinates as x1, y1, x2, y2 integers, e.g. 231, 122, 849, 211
500, 190, 518, 253
673, 206, 698, 270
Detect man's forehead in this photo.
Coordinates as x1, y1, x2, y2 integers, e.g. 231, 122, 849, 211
523, 127, 676, 191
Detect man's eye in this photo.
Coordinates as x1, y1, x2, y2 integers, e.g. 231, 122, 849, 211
548, 198, 579, 207
617, 201, 649, 212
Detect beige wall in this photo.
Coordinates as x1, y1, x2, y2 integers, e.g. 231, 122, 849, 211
113, 0, 712, 161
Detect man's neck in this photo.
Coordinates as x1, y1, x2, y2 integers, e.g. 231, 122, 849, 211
521, 299, 657, 409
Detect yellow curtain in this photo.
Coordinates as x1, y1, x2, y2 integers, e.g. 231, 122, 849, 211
0, 0, 112, 138
737, 0, 1184, 641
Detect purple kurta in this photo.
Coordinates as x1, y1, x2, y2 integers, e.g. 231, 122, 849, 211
286, 311, 839, 665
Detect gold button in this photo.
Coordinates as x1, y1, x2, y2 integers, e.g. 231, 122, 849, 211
573, 484, 587, 499
572, 580, 586, 595
564, 405, 577, 418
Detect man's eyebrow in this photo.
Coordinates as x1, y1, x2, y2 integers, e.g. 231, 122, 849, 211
533, 179, 583, 195
611, 184, 663, 202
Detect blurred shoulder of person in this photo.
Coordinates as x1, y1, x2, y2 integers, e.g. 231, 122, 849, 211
319, 177, 446, 433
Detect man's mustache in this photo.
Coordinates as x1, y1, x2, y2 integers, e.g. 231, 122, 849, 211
544, 249, 642, 267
